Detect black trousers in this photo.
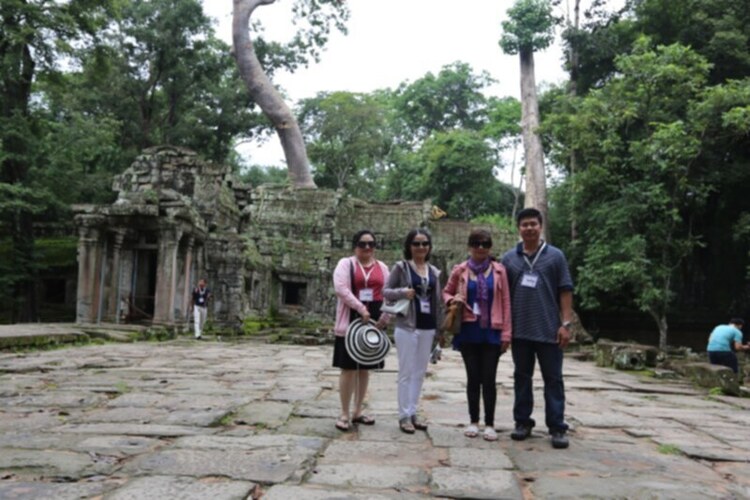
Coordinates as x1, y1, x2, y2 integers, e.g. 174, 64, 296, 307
460, 343, 502, 426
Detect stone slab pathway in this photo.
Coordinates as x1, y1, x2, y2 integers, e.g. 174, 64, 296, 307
0, 337, 748, 499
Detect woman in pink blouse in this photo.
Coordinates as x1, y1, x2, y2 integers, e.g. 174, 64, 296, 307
332, 229, 390, 431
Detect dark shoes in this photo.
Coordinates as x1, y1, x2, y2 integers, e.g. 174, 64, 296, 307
510, 424, 533, 441
399, 417, 415, 434
551, 431, 569, 449
411, 415, 428, 431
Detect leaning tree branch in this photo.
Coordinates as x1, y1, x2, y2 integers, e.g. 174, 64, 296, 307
232, 0, 316, 188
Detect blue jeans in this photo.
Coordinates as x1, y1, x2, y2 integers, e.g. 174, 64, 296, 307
512, 338, 568, 433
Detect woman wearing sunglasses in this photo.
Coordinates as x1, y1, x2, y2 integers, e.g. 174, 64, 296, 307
332, 229, 391, 432
442, 229, 512, 441
384, 228, 444, 434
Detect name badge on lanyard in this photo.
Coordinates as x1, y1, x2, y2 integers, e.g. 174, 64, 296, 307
419, 297, 431, 314
357, 260, 376, 302
472, 301, 481, 315
521, 273, 538, 288
521, 242, 546, 289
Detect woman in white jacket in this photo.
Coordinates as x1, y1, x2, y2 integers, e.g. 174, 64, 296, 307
384, 228, 444, 434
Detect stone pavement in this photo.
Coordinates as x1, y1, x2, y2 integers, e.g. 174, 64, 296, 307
0, 337, 749, 499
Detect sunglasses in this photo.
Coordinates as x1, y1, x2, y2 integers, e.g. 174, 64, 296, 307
356, 241, 376, 249
469, 241, 492, 249
411, 241, 431, 247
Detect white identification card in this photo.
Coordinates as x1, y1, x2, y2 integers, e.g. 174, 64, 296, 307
472, 302, 481, 316
521, 273, 539, 288
198, 297, 204, 304
419, 297, 431, 314
359, 288, 374, 302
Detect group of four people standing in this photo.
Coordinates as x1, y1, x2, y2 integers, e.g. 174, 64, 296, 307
332, 207, 575, 449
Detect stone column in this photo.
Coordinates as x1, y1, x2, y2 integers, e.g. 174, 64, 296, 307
108, 230, 126, 321
181, 236, 195, 323
75, 226, 101, 324
153, 226, 181, 324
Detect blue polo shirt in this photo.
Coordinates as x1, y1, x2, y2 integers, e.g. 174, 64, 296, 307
706, 325, 743, 352
501, 242, 574, 343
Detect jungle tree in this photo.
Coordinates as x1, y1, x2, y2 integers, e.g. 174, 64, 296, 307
232, 0, 349, 188
0, 0, 115, 321
500, 0, 557, 238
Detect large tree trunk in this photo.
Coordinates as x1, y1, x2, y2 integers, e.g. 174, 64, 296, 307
568, 0, 580, 242
232, 0, 316, 188
519, 47, 549, 239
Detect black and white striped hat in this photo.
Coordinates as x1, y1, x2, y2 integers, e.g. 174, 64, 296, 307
345, 318, 391, 365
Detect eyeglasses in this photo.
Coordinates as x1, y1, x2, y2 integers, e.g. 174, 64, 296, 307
356, 241, 376, 249
469, 241, 492, 249
411, 241, 431, 247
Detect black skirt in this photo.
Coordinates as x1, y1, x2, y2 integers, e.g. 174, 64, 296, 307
332, 301, 385, 370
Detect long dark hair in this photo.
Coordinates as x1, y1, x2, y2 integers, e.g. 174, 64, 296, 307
403, 228, 432, 261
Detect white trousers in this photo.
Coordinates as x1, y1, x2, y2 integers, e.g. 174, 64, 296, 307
193, 305, 207, 337
395, 327, 435, 419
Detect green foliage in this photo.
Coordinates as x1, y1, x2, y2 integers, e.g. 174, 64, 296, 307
35, 237, 78, 270
391, 62, 494, 144
239, 165, 289, 187
242, 315, 279, 335
553, 40, 717, 347
499, 0, 557, 55
471, 214, 517, 234
420, 130, 515, 220
298, 91, 392, 199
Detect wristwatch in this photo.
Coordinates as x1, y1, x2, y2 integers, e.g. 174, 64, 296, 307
562, 321, 572, 330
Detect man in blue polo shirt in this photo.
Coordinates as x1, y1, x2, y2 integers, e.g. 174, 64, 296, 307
706, 318, 749, 374
502, 208, 574, 449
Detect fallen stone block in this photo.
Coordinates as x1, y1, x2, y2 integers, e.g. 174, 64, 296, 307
679, 362, 740, 396
595, 340, 660, 370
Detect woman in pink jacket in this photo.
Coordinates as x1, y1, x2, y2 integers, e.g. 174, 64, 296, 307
332, 229, 390, 432
443, 229, 512, 441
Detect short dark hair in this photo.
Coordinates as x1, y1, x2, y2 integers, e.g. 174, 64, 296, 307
403, 228, 432, 261
468, 229, 492, 247
516, 207, 543, 227
351, 229, 376, 250
730, 317, 745, 327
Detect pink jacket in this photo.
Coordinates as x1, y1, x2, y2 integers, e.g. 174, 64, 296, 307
333, 256, 391, 336
442, 260, 513, 343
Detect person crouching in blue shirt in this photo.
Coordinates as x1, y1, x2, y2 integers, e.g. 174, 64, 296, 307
706, 318, 749, 374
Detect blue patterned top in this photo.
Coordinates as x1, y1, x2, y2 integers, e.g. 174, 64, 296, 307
452, 273, 501, 349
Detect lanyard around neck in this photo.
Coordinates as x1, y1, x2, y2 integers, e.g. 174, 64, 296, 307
356, 259, 375, 288
523, 242, 546, 273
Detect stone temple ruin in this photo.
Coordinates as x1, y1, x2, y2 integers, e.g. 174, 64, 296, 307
72, 146, 515, 329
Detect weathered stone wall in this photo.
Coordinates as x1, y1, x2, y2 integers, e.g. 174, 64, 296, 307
74, 147, 517, 329
239, 185, 517, 324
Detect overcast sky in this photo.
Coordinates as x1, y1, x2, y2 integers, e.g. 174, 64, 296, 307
202, 0, 573, 170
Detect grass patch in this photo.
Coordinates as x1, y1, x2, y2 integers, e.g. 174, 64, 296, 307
657, 443, 682, 455
114, 381, 131, 394
215, 412, 236, 427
